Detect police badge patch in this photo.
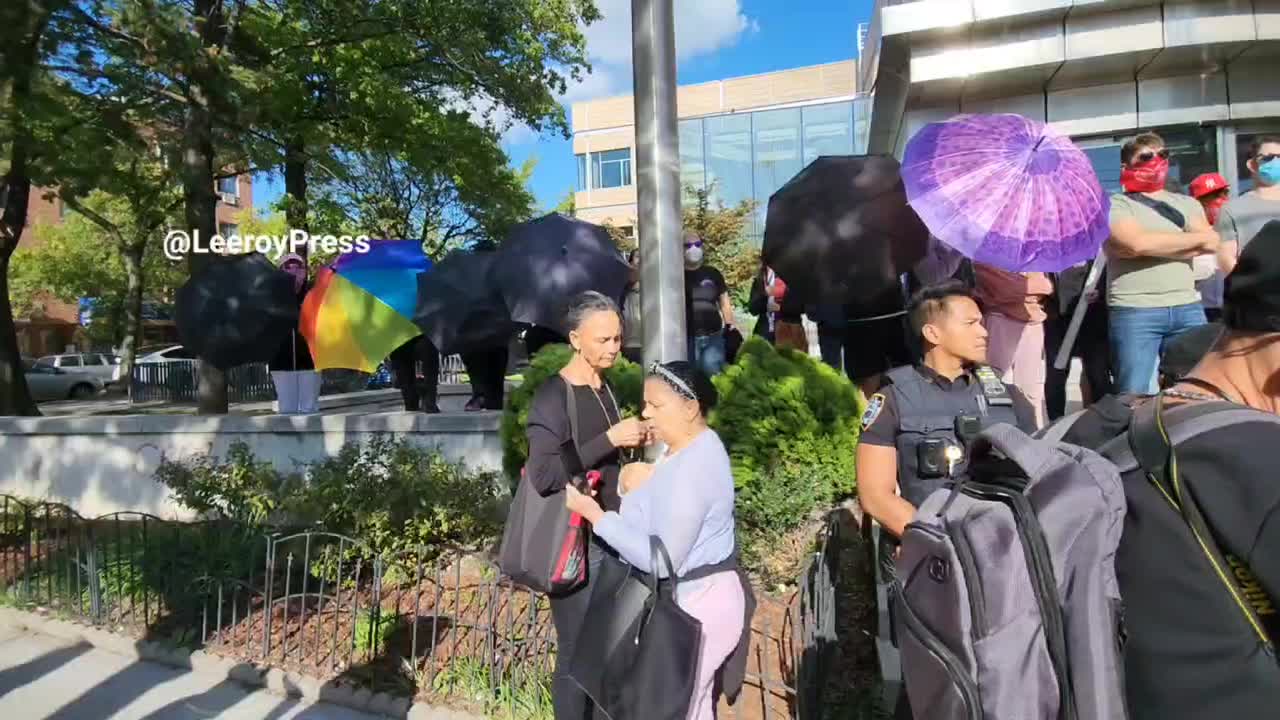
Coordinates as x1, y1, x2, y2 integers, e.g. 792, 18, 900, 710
861, 393, 885, 431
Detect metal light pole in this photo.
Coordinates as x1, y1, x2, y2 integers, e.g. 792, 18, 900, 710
632, 0, 687, 368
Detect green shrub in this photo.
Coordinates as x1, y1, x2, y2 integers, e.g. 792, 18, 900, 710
709, 337, 864, 572
155, 441, 299, 525
499, 344, 643, 481
298, 435, 504, 560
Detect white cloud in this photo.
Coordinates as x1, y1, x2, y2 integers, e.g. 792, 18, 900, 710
499, 0, 757, 144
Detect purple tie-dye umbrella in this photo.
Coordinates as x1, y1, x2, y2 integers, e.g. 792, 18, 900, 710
901, 113, 1110, 272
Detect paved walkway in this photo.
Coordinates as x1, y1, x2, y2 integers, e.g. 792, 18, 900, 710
0, 631, 385, 720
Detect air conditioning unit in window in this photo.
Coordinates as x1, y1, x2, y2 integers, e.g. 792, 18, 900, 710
219, 192, 239, 206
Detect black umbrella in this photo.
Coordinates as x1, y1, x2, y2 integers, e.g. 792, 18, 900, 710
414, 251, 518, 355
491, 213, 631, 331
175, 253, 300, 370
761, 155, 930, 308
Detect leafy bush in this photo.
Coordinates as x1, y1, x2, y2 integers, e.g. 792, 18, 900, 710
708, 337, 863, 576
155, 441, 299, 525
298, 435, 504, 559
499, 344, 643, 481
155, 436, 503, 579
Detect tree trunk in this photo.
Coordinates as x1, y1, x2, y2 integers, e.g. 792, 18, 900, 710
284, 136, 308, 262
183, 1, 228, 414
118, 241, 145, 396
0, 1, 46, 416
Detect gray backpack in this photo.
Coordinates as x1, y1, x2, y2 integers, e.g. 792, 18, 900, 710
893, 423, 1128, 720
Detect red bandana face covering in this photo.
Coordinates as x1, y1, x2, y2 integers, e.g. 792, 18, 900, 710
1120, 155, 1170, 193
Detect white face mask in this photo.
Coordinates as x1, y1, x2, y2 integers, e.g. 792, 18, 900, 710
684, 246, 704, 266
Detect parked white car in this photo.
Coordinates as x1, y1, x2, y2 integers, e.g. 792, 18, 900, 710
23, 359, 106, 401
38, 352, 121, 383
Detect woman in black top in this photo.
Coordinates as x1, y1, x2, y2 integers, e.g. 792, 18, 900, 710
524, 291, 650, 720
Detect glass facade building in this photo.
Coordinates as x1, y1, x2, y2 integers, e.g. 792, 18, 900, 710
679, 98, 873, 243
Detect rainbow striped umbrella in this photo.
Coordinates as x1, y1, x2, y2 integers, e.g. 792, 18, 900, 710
300, 239, 430, 372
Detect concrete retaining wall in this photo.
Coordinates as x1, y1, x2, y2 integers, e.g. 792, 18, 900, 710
0, 411, 503, 520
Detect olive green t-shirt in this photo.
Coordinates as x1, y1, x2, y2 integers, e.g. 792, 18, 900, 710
1107, 191, 1206, 308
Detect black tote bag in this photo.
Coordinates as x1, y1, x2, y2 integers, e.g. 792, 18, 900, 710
498, 380, 592, 594
568, 536, 703, 720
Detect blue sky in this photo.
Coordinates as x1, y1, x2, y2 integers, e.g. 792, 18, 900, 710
254, 0, 875, 218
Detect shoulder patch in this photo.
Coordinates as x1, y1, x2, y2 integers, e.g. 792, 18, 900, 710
861, 393, 886, 431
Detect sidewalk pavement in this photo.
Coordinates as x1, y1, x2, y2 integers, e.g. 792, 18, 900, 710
0, 630, 386, 720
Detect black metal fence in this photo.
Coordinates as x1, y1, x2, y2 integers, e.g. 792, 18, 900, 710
0, 494, 840, 719
130, 355, 468, 404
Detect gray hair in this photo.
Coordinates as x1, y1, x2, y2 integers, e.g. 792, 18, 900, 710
563, 291, 621, 334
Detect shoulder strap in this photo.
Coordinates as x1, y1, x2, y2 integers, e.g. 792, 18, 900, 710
563, 378, 582, 449
1128, 395, 1278, 647
1124, 191, 1187, 230
1103, 400, 1280, 473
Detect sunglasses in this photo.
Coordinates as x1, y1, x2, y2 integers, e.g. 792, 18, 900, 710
683, 240, 704, 249
1257, 153, 1280, 164
1134, 148, 1171, 164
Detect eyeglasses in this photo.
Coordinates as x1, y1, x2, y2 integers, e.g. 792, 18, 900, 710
1134, 148, 1171, 164
1257, 153, 1280, 164
683, 240, 703, 249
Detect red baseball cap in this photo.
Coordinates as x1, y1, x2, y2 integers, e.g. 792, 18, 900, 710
1189, 172, 1230, 198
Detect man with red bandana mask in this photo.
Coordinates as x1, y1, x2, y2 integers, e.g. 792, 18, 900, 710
1190, 173, 1232, 321
1105, 132, 1221, 394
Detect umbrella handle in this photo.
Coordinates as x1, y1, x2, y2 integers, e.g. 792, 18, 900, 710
1053, 252, 1107, 371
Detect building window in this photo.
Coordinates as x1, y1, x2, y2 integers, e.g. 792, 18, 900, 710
1079, 126, 1218, 197
590, 148, 632, 189
753, 108, 802, 216
575, 154, 588, 192
704, 114, 754, 210
803, 102, 855, 165
216, 176, 238, 195
218, 222, 239, 238
679, 118, 706, 198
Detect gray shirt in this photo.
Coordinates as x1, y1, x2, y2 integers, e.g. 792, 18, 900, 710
593, 429, 735, 596
1217, 191, 1280, 253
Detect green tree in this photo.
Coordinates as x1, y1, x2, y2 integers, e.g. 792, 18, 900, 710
10, 193, 186, 359
683, 184, 760, 309
551, 187, 577, 216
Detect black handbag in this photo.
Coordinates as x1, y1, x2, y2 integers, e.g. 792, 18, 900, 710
568, 536, 704, 720
497, 380, 592, 594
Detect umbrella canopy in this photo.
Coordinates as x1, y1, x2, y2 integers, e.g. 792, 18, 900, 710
414, 251, 518, 356
300, 239, 430, 372
761, 155, 929, 308
175, 253, 300, 371
491, 213, 630, 331
901, 113, 1110, 272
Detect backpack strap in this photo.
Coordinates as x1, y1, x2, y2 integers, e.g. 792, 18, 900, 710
1102, 400, 1278, 473
1037, 408, 1088, 444
1127, 395, 1278, 647
1124, 191, 1188, 230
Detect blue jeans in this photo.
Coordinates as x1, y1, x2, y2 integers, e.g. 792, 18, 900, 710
1109, 303, 1206, 394
689, 333, 727, 377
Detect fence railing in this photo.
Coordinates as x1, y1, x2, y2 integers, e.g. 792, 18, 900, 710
0, 494, 841, 719
130, 355, 467, 404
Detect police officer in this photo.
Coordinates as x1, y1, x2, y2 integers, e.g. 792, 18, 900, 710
857, 280, 1026, 538
857, 280, 1027, 720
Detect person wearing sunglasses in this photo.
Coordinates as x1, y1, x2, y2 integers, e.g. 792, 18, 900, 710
1216, 135, 1280, 276
683, 232, 737, 376
1105, 131, 1221, 395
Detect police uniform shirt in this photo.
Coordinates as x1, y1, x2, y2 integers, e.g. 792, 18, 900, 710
860, 364, 1002, 446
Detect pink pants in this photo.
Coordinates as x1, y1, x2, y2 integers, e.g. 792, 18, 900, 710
678, 571, 746, 720
983, 313, 1047, 431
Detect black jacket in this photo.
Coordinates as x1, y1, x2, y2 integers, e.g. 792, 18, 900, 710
269, 282, 315, 372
